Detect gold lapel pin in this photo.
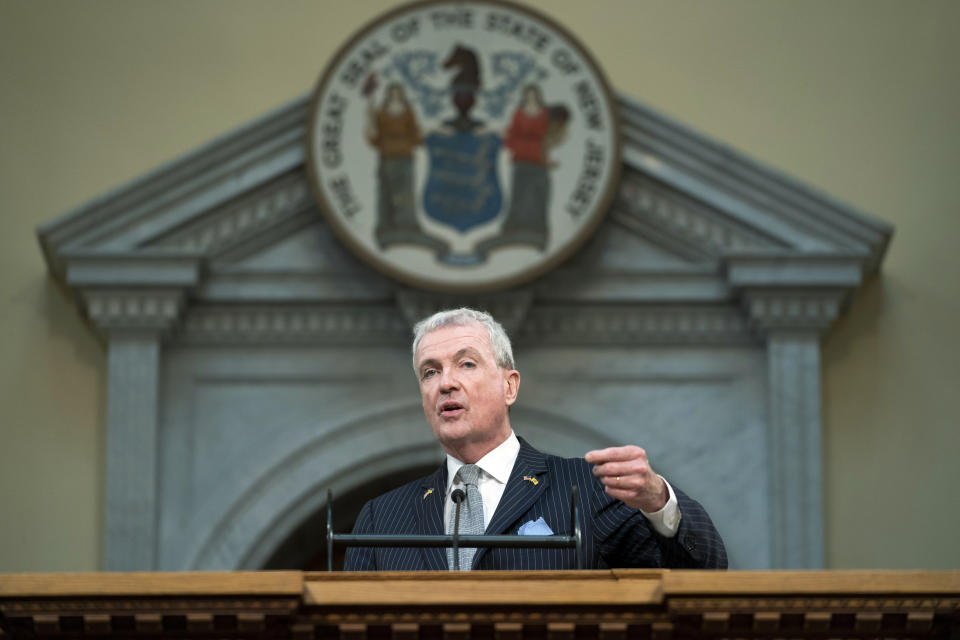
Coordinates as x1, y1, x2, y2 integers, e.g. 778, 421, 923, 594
523, 475, 539, 486
423, 488, 434, 499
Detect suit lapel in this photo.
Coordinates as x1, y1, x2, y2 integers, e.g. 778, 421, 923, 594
473, 438, 549, 567
415, 465, 448, 571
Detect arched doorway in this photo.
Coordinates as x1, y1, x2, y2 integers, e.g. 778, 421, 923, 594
244, 407, 624, 571
261, 462, 439, 570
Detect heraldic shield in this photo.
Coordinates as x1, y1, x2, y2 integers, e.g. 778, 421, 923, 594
422, 130, 503, 232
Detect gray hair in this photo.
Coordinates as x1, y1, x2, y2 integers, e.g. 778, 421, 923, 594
411, 308, 515, 373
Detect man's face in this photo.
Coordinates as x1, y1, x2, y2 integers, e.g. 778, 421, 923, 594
414, 322, 519, 460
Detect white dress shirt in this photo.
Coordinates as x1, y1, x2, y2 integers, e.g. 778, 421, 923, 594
443, 431, 681, 537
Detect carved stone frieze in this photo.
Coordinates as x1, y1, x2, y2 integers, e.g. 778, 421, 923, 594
395, 289, 534, 336
149, 172, 312, 255
518, 305, 754, 345
744, 290, 846, 333
84, 289, 185, 333
179, 305, 409, 344
176, 302, 755, 346
617, 172, 780, 256
62, 251, 199, 335
727, 252, 863, 335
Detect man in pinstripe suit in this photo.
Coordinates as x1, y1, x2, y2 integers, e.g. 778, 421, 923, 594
344, 308, 726, 571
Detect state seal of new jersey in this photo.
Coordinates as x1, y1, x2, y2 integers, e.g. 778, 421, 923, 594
306, 0, 621, 291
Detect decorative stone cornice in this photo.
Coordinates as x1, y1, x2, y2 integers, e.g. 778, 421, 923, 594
395, 289, 534, 336
176, 302, 756, 346
724, 251, 865, 289
517, 304, 754, 345
725, 251, 864, 335
175, 301, 756, 346
62, 251, 200, 334
84, 289, 186, 333
742, 290, 846, 334
64, 250, 202, 288
179, 305, 409, 344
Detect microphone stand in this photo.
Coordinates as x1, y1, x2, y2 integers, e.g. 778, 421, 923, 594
326, 486, 583, 571
450, 488, 466, 571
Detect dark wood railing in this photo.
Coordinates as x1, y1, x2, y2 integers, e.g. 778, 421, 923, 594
2, 570, 958, 638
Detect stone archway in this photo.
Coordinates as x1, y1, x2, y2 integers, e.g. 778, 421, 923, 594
174, 402, 440, 571
189, 404, 617, 572
260, 461, 440, 571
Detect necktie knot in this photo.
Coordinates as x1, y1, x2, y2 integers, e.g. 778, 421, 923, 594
456, 463, 481, 486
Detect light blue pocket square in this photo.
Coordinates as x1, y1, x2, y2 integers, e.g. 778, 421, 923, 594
518, 517, 554, 535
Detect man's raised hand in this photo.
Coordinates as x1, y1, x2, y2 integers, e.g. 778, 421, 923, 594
585, 445, 668, 512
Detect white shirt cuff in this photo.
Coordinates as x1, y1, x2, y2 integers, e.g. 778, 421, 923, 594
638, 476, 681, 537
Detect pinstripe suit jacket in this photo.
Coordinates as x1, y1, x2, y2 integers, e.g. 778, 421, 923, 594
344, 438, 727, 571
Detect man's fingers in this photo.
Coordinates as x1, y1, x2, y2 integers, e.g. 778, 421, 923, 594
592, 460, 648, 478
585, 445, 646, 464
599, 470, 648, 490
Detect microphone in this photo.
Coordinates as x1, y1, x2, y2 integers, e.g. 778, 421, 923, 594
451, 489, 466, 571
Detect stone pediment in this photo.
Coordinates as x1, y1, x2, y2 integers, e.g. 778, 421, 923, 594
38, 92, 890, 342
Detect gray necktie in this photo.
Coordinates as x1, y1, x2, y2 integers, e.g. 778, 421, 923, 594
447, 463, 484, 571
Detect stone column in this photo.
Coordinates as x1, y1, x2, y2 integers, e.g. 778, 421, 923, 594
765, 330, 823, 568
85, 289, 185, 570
64, 251, 199, 569
727, 252, 863, 568
745, 291, 844, 569
103, 333, 161, 570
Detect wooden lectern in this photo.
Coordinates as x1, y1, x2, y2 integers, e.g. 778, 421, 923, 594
2, 570, 958, 638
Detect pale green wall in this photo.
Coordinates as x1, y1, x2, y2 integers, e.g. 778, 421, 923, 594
1, 0, 957, 571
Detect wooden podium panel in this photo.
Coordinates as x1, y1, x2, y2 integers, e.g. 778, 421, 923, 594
2, 570, 958, 638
